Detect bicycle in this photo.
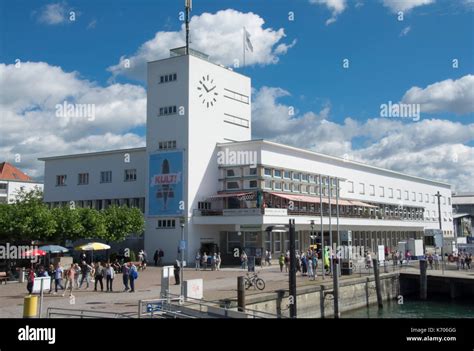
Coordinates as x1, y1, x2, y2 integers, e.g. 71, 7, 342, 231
244, 272, 265, 290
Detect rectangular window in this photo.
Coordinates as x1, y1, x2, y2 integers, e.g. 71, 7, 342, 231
432, 195, 435, 204
226, 169, 236, 177
156, 219, 176, 229
448, 197, 451, 206
158, 140, 177, 150
308, 175, 314, 183
198, 202, 211, 210
379, 186, 385, 197
274, 170, 282, 178
443, 196, 446, 205
425, 194, 429, 203
264, 180, 272, 189
100, 171, 112, 183
226, 181, 240, 190
300, 185, 307, 193
292, 184, 299, 192
389, 188, 394, 198
397, 189, 401, 199
283, 183, 290, 191
274, 181, 282, 190
292, 172, 300, 181
301, 174, 309, 182
78, 173, 89, 185
159, 73, 177, 84
412, 192, 416, 201
223, 88, 249, 104
264, 168, 272, 176
348, 181, 354, 193
249, 180, 257, 188
418, 193, 423, 202
309, 186, 315, 194
158, 105, 177, 116
249, 167, 257, 176
369, 185, 375, 196
405, 191, 409, 200
56, 175, 67, 186
359, 183, 365, 195
124, 169, 137, 182
283, 171, 291, 179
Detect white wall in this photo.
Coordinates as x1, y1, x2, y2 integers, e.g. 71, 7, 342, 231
1, 181, 43, 203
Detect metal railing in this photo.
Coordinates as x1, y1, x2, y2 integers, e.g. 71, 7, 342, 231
47, 307, 133, 319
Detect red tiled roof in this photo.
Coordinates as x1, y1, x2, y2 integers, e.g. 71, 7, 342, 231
0, 162, 32, 181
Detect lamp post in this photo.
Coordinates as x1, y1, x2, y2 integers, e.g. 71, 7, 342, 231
434, 191, 444, 274
179, 217, 186, 299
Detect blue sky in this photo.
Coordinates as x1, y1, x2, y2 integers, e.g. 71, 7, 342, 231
1, 0, 473, 190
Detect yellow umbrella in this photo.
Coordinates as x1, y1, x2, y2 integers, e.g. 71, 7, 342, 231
75, 242, 111, 262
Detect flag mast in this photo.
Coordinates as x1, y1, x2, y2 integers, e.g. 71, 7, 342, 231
185, 0, 192, 55
243, 27, 246, 67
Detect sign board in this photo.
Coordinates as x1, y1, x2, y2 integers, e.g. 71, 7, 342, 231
162, 266, 174, 279
179, 240, 186, 250
377, 245, 385, 262
32, 277, 51, 293
148, 151, 184, 216
184, 279, 203, 300
146, 302, 163, 313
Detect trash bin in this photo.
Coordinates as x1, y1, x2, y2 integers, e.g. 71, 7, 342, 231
23, 295, 38, 318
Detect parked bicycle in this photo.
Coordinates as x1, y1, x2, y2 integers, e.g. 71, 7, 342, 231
244, 272, 265, 290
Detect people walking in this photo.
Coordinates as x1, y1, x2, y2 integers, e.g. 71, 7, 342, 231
122, 262, 130, 291
79, 261, 92, 289
154, 250, 159, 267
195, 251, 201, 271
26, 265, 35, 294
53, 263, 64, 294
173, 260, 180, 285
428, 254, 434, 270
279, 254, 285, 272
202, 252, 208, 270
284, 252, 290, 273
62, 264, 75, 297
240, 251, 248, 270
216, 252, 222, 271
105, 263, 115, 292
94, 262, 104, 292
129, 263, 138, 293
158, 248, 164, 266
307, 255, 314, 280
73, 264, 81, 288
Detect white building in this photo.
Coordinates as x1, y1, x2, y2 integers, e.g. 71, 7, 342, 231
39, 47, 454, 264
0, 162, 43, 204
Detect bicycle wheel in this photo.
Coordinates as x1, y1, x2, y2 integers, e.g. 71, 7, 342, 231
244, 278, 252, 290
256, 278, 265, 290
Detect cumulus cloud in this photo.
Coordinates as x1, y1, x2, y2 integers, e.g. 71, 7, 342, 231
107, 9, 295, 81
309, 0, 348, 25
381, 0, 435, 13
251, 86, 474, 192
402, 75, 474, 115
37, 3, 68, 25
0, 62, 146, 179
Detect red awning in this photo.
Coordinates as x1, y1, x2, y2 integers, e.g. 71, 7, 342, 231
207, 192, 253, 200
268, 192, 373, 207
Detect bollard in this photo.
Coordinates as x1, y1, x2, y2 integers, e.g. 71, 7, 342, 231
237, 276, 245, 312
420, 260, 427, 300
23, 295, 38, 318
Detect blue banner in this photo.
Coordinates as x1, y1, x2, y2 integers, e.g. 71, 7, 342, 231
148, 151, 184, 216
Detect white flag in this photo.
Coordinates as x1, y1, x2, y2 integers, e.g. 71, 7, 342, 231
244, 27, 253, 52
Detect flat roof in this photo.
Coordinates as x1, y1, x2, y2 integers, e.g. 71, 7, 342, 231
38, 147, 146, 161
217, 139, 452, 188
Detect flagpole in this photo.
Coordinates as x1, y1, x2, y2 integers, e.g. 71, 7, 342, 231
243, 27, 245, 68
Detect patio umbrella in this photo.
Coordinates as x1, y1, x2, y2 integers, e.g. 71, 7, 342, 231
39, 245, 69, 254
75, 242, 111, 262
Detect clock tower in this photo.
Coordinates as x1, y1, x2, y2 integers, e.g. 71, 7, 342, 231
145, 48, 251, 261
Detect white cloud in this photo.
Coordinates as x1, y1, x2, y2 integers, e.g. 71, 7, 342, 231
251, 86, 474, 192
309, 0, 348, 25
0, 62, 146, 180
382, 0, 435, 13
37, 3, 67, 25
107, 9, 295, 81
402, 74, 474, 115
399, 25, 411, 36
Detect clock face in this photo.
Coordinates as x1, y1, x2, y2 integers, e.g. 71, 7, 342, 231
197, 74, 218, 108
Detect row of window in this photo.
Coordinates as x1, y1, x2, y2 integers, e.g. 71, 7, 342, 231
347, 182, 451, 205
56, 169, 137, 186
158, 140, 177, 150
159, 105, 177, 116
223, 88, 249, 104
263, 167, 337, 186
157, 219, 176, 229
48, 198, 144, 212
159, 73, 177, 84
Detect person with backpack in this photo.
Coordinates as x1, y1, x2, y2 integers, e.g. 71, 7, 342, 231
122, 262, 130, 292
129, 263, 138, 293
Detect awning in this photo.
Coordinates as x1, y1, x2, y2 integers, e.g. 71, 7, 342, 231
348, 200, 378, 208
269, 192, 322, 204
207, 192, 254, 200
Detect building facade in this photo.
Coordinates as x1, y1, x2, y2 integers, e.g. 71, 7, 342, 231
0, 162, 43, 204
40, 49, 454, 264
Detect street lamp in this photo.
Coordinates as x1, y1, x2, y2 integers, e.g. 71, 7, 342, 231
179, 217, 186, 299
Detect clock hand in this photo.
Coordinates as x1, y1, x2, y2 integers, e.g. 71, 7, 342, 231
202, 84, 210, 92
207, 86, 216, 92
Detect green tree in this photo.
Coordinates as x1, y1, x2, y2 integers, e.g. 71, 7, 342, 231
78, 207, 106, 239
51, 206, 84, 244
103, 206, 144, 242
